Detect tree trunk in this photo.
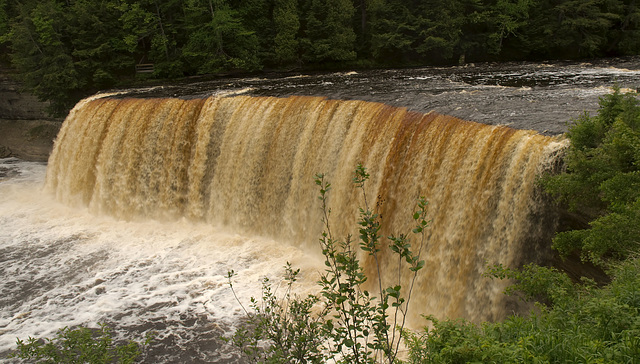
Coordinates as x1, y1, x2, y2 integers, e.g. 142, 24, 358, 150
154, 0, 170, 61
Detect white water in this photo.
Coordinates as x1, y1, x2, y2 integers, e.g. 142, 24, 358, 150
0, 158, 321, 362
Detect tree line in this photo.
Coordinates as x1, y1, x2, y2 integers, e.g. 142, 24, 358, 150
1, 0, 640, 115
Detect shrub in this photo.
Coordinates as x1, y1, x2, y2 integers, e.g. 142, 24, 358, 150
401, 256, 640, 364
542, 87, 640, 266
11, 324, 151, 364
227, 164, 429, 363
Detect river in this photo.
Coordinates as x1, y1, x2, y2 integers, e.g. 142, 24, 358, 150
2, 59, 640, 363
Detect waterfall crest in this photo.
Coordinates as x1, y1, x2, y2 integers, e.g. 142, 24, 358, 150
45, 95, 566, 322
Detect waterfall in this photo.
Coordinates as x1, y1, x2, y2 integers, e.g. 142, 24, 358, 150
45, 95, 566, 322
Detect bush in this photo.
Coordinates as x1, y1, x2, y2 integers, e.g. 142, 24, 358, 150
227, 164, 429, 363
542, 87, 640, 266
11, 324, 151, 364
403, 256, 640, 364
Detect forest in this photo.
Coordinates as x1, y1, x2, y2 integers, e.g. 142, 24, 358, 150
1, 0, 640, 115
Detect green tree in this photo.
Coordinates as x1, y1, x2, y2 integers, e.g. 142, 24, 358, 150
557, 0, 620, 57
273, 0, 300, 65
542, 88, 640, 265
368, 0, 420, 64
67, 0, 135, 89
116, 0, 159, 63
413, 0, 529, 64
413, 0, 465, 64
5, 0, 82, 116
0, 0, 6, 29
117, 0, 185, 77
183, 0, 260, 74
147, 0, 185, 76
607, 0, 640, 55
524, 0, 621, 59
454, 0, 503, 62
353, 0, 370, 57
236, 0, 276, 66
0, 0, 11, 64
486, 0, 533, 59
5, 0, 141, 115
300, 0, 357, 64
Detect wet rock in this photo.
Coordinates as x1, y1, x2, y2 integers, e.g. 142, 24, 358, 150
0, 68, 50, 120
0, 145, 10, 158
0, 119, 61, 162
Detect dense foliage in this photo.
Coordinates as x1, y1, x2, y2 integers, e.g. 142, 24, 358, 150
403, 259, 640, 363
2, 0, 640, 115
11, 324, 150, 363
542, 87, 640, 266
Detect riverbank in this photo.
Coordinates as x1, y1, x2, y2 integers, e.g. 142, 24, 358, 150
0, 119, 60, 162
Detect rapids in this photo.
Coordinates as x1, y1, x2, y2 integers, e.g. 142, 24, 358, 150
1, 158, 316, 362
118, 58, 640, 135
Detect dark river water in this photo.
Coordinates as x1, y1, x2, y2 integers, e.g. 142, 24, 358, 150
117, 57, 640, 134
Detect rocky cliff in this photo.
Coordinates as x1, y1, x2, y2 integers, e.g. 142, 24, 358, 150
0, 69, 62, 162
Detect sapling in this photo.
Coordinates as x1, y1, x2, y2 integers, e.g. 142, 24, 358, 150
227, 164, 429, 363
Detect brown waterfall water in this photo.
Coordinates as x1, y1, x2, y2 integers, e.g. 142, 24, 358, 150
44, 94, 566, 324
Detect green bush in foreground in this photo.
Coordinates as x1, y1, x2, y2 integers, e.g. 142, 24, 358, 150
227, 164, 429, 363
11, 324, 150, 364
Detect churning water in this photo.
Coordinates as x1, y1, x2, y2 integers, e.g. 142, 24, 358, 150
1, 157, 328, 362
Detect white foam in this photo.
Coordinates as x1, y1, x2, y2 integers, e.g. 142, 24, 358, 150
0, 160, 321, 355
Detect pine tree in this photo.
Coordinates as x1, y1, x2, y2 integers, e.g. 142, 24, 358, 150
301, 0, 356, 63
368, 0, 419, 64
6, 0, 81, 116
273, 0, 300, 65
183, 0, 260, 74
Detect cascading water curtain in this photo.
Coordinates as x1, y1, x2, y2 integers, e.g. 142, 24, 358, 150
46, 95, 567, 323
